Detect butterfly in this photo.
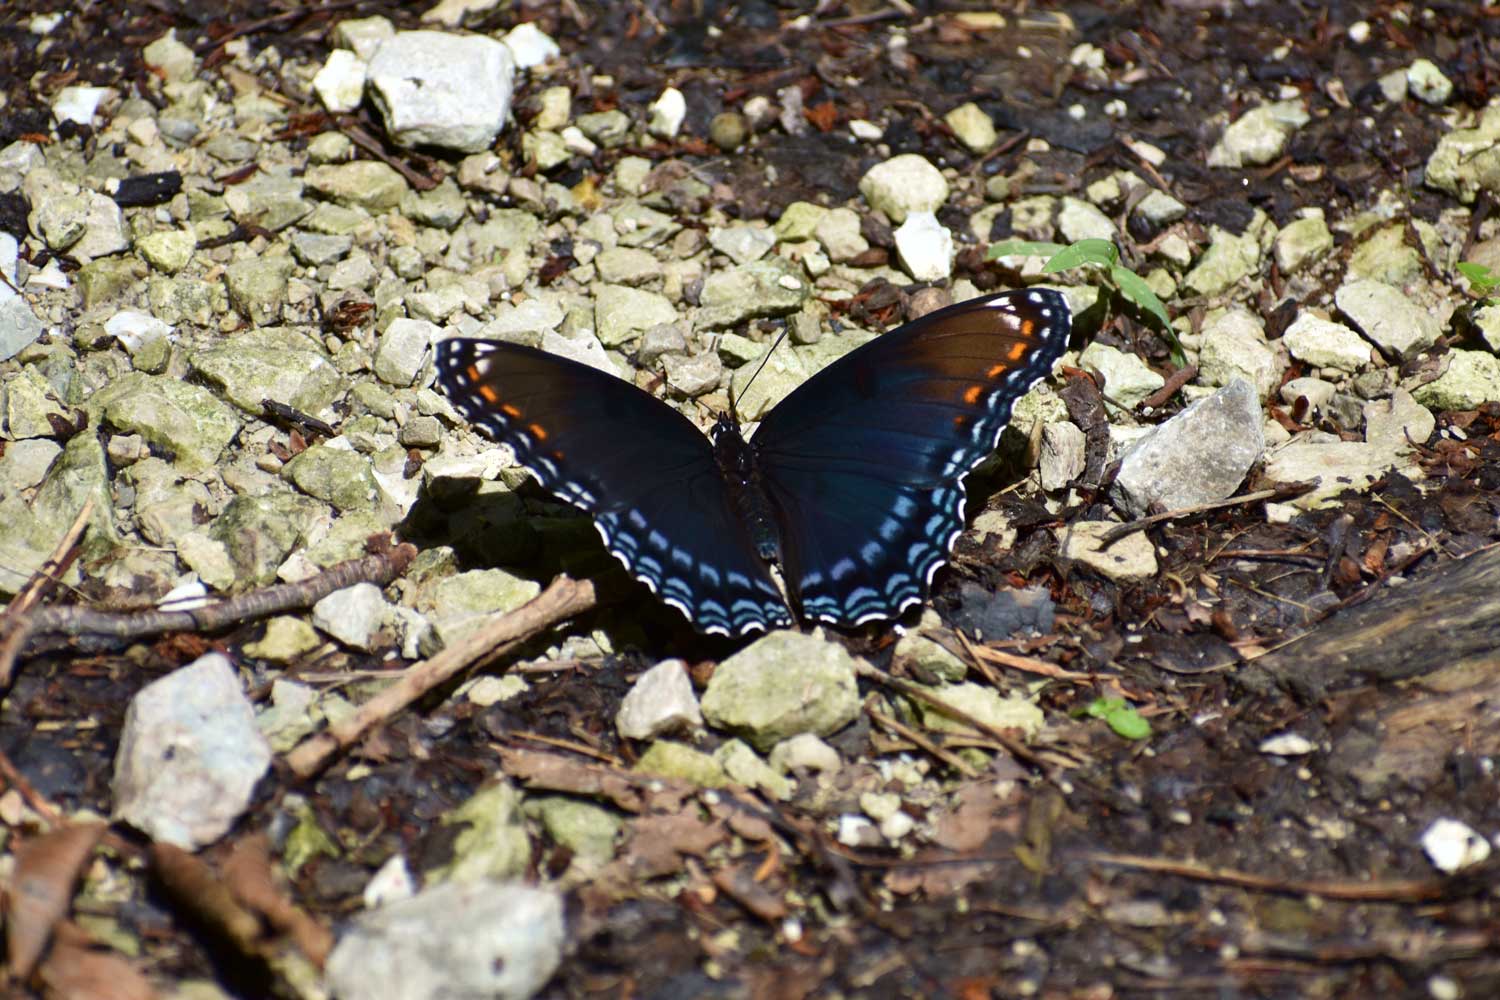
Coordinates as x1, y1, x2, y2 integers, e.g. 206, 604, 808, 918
435, 288, 1072, 636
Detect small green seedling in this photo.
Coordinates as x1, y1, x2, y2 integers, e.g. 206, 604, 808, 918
1080, 696, 1152, 741
987, 238, 1183, 366
1457, 260, 1500, 300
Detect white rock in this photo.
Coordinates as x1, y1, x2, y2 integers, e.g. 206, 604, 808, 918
326, 880, 564, 1000
502, 22, 561, 68
1057, 521, 1158, 581
1420, 818, 1491, 874
112, 653, 271, 849
314, 49, 368, 113
104, 310, 174, 355
367, 31, 516, 153
363, 855, 416, 909
312, 583, 389, 651
1039, 421, 1086, 492
894, 210, 953, 281
52, 85, 113, 125
616, 659, 703, 740
648, 87, 687, 139
1258, 732, 1315, 756
849, 119, 883, 141
859, 154, 949, 223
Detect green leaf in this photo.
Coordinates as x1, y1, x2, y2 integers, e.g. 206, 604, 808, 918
1043, 238, 1118, 272
1458, 261, 1500, 294
985, 240, 1066, 261
1080, 697, 1152, 740
1110, 265, 1170, 329
1104, 705, 1152, 741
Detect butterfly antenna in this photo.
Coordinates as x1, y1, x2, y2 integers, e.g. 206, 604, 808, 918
733, 323, 794, 420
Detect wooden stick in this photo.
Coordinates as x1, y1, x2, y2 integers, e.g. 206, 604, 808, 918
285, 576, 596, 778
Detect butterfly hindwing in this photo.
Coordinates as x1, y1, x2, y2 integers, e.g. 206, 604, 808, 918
750, 289, 1072, 623
435, 339, 791, 634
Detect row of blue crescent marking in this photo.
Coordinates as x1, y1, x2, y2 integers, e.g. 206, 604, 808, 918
594, 509, 791, 635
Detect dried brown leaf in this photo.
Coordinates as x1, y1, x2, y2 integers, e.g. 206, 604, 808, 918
37, 922, 157, 1000
5, 822, 106, 979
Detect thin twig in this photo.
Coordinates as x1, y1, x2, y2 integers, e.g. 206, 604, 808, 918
1, 542, 416, 691
864, 697, 979, 778
856, 663, 1079, 781
0, 498, 96, 689
285, 576, 597, 778
1097, 486, 1310, 547
1087, 851, 1468, 902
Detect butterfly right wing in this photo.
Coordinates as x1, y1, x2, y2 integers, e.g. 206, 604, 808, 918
434, 338, 791, 635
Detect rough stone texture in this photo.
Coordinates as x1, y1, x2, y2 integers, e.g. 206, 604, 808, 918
700, 630, 861, 751
1057, 521, 1159, 581
89, 371, 243, 474
858, 154, 949, 223
616, 659, 703, 740
366, 31, 517, 153
325, 880, 564, 1000
1110, 379, 1266, 518
1335, 278, 1443, 360
112, 653, 272, 850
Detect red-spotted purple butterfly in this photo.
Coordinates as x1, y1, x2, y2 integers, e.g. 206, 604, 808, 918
435, 288, 1071, 636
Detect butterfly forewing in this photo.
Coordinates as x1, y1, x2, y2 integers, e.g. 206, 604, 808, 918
750, 289, 1071, 623
436, 339, 791, 634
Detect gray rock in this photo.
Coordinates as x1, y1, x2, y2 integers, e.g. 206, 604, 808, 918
813, 207, 869, 263
285, 443, 381, 512
594, 284, 677, 347
191, 328, 347, 418
367, 31, 517, 153
312, 582, 389, 650
479, 296, 566, 344
225, 255, 296, 326
637, 322, 688, 363
1274, 215, 1334, 274
1281, 312, 1374, 371
0, 438, 60, 493
418, 568, 542, 647
1426, 103, 1500, 203
222, 171, 312, 232
1132, 189, 1187, 227
1364, 388, 1435, 451
30, 189, 90, 251
88, 371, 242, 474
1110, 379, 1265, 518
1412, 350, 1500, 410
662, 351, 722, 397
1199, 308, 1280, 398
700, 630, 861, 751
1262, 438, 1419, 510
594, 246, 661, 285
610, 201, 680, 248
1206, 99, 1309, 168
709, 225, 776, 265
859, 154, 949, 223
325, 880, 563, 1000
290, 231, 354, 266
305, 161, 409, 213
1057, 196, 1116, 243
399, 414, 443, 448
616, 659, 703, 740
135, 228, 196, 273
1078, 342, 1164, 408
715, 740, 792, 800
1407, 58, 1453, 106
696, 258, 810, 330
1182, 225, 1262, 297
375, 317, 438, 386
112, 653, 272, 850
211, 492, 325, 586
1039, 421, 1086, 492
574, 109, 630, 146
0, 294, 45, 363
769, 733, 842, 774
1057, 521, 1158, 580
1335, 278, 1442, 360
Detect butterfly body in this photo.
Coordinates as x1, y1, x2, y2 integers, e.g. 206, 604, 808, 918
436, 288, 1072, 636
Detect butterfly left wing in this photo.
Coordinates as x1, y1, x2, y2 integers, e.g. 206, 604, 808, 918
435, 339, 792, 635
750, 289, 1071, 625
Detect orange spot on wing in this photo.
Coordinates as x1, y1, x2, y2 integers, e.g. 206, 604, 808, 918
985, 363, 1006, 378
528, 423, 549, 441
1020, 318, 1036, 337
478, 385, 500, 403
501, 404, 522, 418
465, 365, 483, 380
1006, 342, 1028, 361
963, 385, 983, 405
